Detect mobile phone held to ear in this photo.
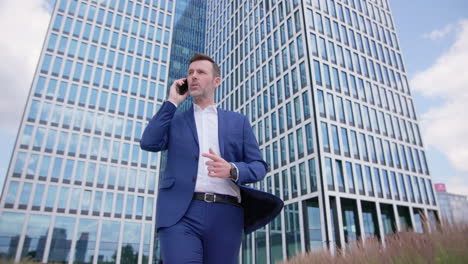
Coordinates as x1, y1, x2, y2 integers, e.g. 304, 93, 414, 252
177, 80, 188, 95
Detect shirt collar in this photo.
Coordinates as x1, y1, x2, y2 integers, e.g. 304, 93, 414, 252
194, 103, 218, 114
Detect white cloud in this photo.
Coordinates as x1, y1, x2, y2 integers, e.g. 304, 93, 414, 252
0, 0, 51, 132
445, 173, 468, 196
411, 19, 468, 195
422, 23, 455, 40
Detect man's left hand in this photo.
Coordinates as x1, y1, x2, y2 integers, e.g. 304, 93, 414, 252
202, 148, 231, 178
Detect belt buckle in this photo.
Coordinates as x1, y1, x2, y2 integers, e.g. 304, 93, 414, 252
204, 193, 216, 203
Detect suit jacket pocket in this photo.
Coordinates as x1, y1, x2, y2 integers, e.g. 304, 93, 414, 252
159, 177, 175, 189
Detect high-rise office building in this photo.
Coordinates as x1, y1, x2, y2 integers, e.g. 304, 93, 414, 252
0, 0, 439, 263
207, 0, 438, 262
0, 0, 189, 263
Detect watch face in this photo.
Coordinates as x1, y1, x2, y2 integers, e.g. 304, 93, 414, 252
230, 166, 237, 178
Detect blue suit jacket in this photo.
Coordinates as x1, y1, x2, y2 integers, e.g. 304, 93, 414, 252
140, 101, 283, 234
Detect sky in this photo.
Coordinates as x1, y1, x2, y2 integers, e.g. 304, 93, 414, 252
0, 0, 467, 196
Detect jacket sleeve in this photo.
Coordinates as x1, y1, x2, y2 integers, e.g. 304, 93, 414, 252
233, 116, 268, 185
140, 101, 177, 152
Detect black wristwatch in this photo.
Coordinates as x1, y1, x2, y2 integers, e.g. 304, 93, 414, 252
229, 163, 238, 181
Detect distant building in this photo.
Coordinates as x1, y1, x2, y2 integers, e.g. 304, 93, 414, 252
435, 183, 468, 225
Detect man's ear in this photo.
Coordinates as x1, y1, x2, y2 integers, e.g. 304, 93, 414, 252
214, 76, 221, 88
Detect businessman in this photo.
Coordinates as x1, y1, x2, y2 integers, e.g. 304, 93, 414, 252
140, 53, 283, 263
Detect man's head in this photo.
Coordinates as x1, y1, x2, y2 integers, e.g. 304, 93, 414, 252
187, 53, 221, 103
189, 53, 220, 77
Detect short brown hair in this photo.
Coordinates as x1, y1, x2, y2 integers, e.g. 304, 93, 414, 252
189, 53, 220, 77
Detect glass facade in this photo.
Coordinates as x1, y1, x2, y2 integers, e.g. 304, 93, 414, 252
204, 0, 439, 261
436, 191, 468, 225
0, 0, 203, 263
0, 0, 439, 263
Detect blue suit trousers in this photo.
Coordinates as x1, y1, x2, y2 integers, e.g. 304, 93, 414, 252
159, 200, 244, 263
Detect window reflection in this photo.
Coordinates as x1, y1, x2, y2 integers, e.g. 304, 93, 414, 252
380, 203, 396, 234
28, 100, 41, 121
285, 203, 301, 257
98, 220, 120, 263
321, 122, 329, 153
325, 157, 334, 190
56, 186, 69, 212
19, 182, 33, 207
304, 198, 322, 250
104, 192, 114, 216
361, 201, 380, 239
0, 212, 25, 261
142, 223, 151, 262
74, 219, 98, 264
13, 152, 27, 177
47, 216, 74, 263
120, 222, 141, 264
21, 215, 50, 261
341, 198, 360, 244
33, 127, 46, 151
5, 181, 19, 206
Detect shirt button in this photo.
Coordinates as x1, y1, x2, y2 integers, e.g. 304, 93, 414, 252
192, 177, 196, 182
194, 156, 198, 161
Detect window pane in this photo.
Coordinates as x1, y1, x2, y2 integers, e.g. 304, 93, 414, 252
48, 216, 75, 262
74, 219, 98, 263
21, 215, 50, 261
0, 212, 26, 260
121, 222, 141, 263
99, 220, 120, 262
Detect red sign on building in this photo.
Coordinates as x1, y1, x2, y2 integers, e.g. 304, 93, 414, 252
434, 183, 446, 192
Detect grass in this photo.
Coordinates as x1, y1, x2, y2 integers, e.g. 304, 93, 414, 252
282, 222, 468, 264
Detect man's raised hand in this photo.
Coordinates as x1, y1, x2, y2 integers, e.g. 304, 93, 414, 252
202, 148, 231, 179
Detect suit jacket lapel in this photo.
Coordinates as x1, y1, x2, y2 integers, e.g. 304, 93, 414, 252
184, 104, 199, 146
217, 107, 225, 158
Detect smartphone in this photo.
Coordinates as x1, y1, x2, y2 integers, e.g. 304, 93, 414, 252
177, 79, 188, 95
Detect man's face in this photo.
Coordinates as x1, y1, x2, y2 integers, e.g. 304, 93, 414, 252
187, 60, 220, 100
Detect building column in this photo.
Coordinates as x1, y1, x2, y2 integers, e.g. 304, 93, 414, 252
137, 222, 145, 264
375, 202, 386, 247
316, 165, 328, 251
42, 216, 54, 264
408, 205, 416, 232
14, 213, 28, 262
149, 223, 155, 264
423, 208, 432, 233
116, 221, 124, 264
251, 232, 256, 264
323, 194, 335, 253
281, 210, 287, 261
94, 220, 103, 264
356, 199, 366, 246
335, 197, 346, 249
298, 201, 306, 253
393, 203, 401, 232
265, 224, 271, 264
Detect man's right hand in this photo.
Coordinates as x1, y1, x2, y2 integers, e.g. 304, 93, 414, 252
168, 78, 189, 105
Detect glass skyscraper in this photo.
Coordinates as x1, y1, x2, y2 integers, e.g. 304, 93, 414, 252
0, 0, 439, 263
0, 0, 199, 263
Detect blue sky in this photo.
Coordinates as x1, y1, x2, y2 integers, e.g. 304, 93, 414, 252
0, 0, 467, 195
391, 0, 468, 195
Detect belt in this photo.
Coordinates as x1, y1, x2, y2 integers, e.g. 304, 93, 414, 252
193, 192, 242, 208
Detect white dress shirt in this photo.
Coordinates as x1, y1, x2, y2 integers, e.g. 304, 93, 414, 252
192, 104, 241, 200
